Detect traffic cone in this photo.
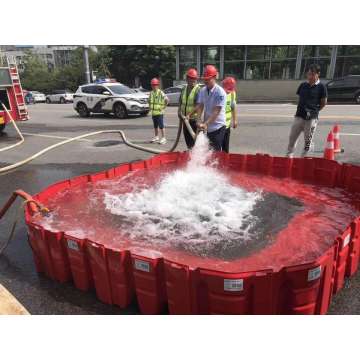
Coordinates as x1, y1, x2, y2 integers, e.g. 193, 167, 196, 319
323, 131, 335, 160
333, 124, 342, 153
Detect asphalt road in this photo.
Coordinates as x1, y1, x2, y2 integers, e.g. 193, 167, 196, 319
1, 102, 360, 314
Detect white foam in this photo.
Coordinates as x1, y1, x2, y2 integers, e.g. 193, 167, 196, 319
104, 133, 262, 247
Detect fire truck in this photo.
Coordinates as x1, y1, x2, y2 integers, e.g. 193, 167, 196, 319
0, 55, 29, 133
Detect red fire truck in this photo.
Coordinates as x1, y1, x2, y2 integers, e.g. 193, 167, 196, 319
0, 55, 29, 133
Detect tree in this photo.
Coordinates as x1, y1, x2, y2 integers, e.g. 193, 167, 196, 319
21, 51, 55, 93
108, 46, 175, 88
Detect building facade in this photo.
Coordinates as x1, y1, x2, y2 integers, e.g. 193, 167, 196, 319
175, 46, 360, 100
0, 45, 80, 72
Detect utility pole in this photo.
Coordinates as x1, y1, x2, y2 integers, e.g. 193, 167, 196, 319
83, 45, 91, 84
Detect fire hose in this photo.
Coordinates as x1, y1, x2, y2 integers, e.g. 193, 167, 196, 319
0, 104, 198, 254
0, 101, 197, 174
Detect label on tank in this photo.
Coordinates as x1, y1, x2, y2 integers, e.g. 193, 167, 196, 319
67, 239, 79, 251
134, 259, 150, 272
307, 266, 321, 282
224, 279, 244, 292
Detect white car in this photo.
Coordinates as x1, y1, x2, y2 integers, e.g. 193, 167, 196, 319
163, 86, 184, 105
46, 90, 74, 104
30, 91, 46, 103
73, 81, 149, 118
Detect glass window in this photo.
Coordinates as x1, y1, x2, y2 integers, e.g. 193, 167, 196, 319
224, 46, 245, 61
301, 58, 331, 79
247, 46, 271, 60
338, 46, 360, 57
224, 61, 244, 80
179, 46, 197, 63
270, 60, 296, 79
107, 84, 134, 95
201, 46, 220, 69
335, 57, 360, 77
245, 61, 270, 80
271, 46, 297, 59
82, 86, 95, 94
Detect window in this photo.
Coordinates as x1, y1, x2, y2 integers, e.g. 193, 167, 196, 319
107, 84, 134, 95
0, 89, 11, 110
301, 46, 333, 79
224, 46, 245, 80
335, 46, 360, 78
201, 46, 220, 70
270, 60, 296, 80
179, 46, 198, 79
343, 77, 360, 86
245, 62, 270, 80
81, 86, 95, 94
93, 86, 108, 95
271, 46, 298, 59
247, 46, 271, 60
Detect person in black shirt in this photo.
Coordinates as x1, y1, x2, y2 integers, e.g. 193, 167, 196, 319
286, 64, 328, 157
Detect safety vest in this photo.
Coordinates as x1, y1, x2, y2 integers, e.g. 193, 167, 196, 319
180, 84, 200, 119
225, 91, 236, 128
149, 89, 166, 116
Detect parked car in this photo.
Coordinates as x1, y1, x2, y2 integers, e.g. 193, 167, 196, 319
326, 75, 360, 104
73, 81, 149, 118
163, 86, 184, 105
46, 90, 74, 104
30, 91, 46, 103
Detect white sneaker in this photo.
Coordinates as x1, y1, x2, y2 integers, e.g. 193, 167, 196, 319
302, 151, 312, 158
151, 136, 159, 143
286, 152, 294, 158
159, 137, 167, 145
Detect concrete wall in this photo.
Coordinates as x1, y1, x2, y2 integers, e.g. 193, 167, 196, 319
174, 79, 304, 102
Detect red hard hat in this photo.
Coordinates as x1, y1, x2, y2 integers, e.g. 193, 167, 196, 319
151, 78, 160, 86
222, 76, 236, 92
202, 65, 218, 80
186, 68, 198, 79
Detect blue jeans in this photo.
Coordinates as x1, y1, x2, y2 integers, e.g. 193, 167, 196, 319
152, 114, 164, 129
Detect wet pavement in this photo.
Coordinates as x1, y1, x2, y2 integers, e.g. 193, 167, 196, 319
1, 103, 360, 314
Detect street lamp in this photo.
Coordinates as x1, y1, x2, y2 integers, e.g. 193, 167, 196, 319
83, 45, 91, 84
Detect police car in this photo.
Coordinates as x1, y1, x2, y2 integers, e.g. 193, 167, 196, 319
73, 79, 149, 118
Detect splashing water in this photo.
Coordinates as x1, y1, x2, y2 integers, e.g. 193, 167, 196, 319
104, 133, 265, 251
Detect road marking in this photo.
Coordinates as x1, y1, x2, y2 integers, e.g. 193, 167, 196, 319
340, 133, 360, 136
238, 113, 360, 120
22, 132, 92, 142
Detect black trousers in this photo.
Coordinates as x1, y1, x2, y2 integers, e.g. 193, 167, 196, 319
183, 119, 197, 149
207, 126, 226, 151
222, 127, 231, 153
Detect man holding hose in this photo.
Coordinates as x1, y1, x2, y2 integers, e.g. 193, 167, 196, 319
194, 65, 227, 151
178, 68, 201, 149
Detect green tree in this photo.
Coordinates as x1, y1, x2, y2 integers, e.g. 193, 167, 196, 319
108, 46, 175, 88
21, 51, 55, 93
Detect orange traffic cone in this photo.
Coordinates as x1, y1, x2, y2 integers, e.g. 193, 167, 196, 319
333, 124, 342, 153
324, 131, 335, 160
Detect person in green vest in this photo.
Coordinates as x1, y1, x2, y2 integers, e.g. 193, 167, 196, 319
149, 78, 169, 144
178, 68, 201, 149
222, 77, 238, 153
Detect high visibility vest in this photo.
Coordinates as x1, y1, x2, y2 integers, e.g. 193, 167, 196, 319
225, 91, 236, 128
180, 84, 200, 119
149, 89, 166, 116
